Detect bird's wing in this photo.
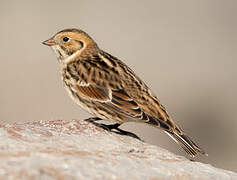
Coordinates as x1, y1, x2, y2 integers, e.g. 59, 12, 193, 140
66, 58, 144, 118
65, 55, 173, 131
75, 84, 111, 102
75, 81, 172, 131
74, 83, 145, 119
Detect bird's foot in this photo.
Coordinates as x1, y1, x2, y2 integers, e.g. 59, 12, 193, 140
84, 117, 142, 141
84, 117, 103, 122
87, 121, 142, 141
114, 126, 143, 141
98, 123, 121, 131
101, 123, 142, 141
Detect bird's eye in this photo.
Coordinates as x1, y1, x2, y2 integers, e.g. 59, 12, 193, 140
63, 37, 69, 42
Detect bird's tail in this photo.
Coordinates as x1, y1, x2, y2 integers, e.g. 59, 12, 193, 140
165, 131, 207, 158
143, 113, 207, 157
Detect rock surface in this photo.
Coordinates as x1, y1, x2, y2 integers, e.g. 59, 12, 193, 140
0, 119, 236, 180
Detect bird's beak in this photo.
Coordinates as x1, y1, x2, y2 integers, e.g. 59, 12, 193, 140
42, 38, 56, 46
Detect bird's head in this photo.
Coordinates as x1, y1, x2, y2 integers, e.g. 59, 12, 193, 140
43, 29, 98, 62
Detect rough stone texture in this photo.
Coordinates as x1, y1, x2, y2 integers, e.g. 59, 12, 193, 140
0, 120, 236, 180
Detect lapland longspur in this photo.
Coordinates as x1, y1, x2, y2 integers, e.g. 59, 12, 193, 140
43, 29, 206, 157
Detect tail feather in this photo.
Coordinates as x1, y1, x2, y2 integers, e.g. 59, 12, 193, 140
143, 113, 207, 157
165, 131, 207, 157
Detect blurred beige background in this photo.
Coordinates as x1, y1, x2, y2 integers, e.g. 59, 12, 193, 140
1, 0, 236, 172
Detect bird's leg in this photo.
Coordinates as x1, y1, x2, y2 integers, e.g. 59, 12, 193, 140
84, 117, 121, 130
89, 122, 121, 131
84, 117, 103, 122
85, 117, 142, 141
115, 127, 143, 141
99, 123, 143, 141
84, 117, 118, 131
100, 123, 121, 130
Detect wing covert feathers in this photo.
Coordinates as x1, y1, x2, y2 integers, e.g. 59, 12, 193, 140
76, 85, 111, 102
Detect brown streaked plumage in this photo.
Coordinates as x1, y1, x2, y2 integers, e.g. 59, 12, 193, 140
43, 28, 207, 157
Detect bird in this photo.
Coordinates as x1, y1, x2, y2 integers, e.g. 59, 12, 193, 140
42, 28, 207, 158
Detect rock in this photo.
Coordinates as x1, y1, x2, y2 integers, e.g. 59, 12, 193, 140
0, 119, 236, 180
